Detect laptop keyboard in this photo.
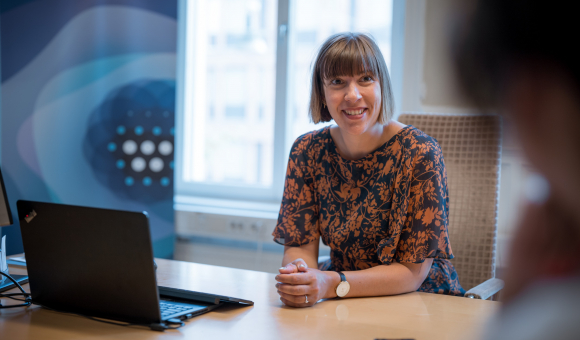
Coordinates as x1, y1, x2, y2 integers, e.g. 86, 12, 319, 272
159, 300, 206, 320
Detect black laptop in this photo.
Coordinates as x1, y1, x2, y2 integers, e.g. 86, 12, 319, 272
16, 200, 253, 330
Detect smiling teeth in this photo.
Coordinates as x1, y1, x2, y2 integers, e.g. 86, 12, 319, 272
345, 109, 364, 115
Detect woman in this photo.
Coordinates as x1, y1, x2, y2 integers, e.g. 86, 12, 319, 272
272, 33, 464, 308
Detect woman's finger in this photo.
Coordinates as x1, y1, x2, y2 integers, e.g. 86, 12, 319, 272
276, 282, 309, 296
279, 258, 308, 274
280, 296, 310, 308
277, 290, 310, 304
290, 258, 308, 272
278, 263, 298, 274
275, 272, 312, 285
280, 297, 301, 307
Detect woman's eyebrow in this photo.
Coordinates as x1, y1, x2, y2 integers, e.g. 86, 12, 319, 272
323, 75, 342, 81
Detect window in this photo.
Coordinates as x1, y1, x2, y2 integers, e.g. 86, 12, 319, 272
176, 0, 397, 203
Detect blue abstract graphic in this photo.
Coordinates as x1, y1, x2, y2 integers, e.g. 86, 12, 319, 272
84, 80, 175, 204
1, 1, 178, 257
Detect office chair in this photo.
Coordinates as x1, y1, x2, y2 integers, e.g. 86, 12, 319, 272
397, 112, 504, 300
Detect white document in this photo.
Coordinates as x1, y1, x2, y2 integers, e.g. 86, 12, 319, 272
9, 256, 26, 263
0, 235, 6, 273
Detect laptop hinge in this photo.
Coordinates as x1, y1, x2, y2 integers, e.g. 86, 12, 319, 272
158, 286, 221, 305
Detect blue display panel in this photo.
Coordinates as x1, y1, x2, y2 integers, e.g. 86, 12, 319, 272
1, 0, 178, 257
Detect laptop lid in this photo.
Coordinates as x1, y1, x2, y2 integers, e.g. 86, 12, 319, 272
17, 200, 163, 324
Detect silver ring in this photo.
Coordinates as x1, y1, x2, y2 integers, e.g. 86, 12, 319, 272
304, 295, 309, 304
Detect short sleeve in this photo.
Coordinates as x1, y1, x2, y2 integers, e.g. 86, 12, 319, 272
377, 137, 454, 265
272, 135, 320, 246
396, 141, 454, 263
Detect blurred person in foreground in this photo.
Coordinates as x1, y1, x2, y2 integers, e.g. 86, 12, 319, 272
272, 32, 464, 308
454, 0, 580, 339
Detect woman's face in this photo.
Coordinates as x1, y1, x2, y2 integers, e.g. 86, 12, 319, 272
323, 73, 382, 136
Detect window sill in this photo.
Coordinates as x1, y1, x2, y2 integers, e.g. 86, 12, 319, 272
174, 195, 280, 220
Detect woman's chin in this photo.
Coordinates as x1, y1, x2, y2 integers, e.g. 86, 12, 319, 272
336, 120, 382, 137
338, 125, 372, 137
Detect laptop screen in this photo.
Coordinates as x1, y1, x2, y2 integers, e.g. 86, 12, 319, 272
17, 200, 162, 324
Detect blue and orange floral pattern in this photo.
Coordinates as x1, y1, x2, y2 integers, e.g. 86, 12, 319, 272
273, 125, 465, 296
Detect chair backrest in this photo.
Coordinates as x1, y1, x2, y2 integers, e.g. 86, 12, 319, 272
398, 113, 502, 291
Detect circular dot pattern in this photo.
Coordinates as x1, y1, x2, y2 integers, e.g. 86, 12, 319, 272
131, 157, 146, 172
123, 140, 138, 155
107, 142, 117, 152
140, 140, 155, 155
158, 141, 173, 156
149, 157, 164, 172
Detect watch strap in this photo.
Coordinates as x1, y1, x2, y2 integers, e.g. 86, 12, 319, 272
338, 271, 346, 282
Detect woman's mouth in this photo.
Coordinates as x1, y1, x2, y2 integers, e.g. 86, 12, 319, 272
343, 108, 367, 117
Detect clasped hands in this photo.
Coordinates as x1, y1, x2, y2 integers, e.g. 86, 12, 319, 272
275, 258, 335, 307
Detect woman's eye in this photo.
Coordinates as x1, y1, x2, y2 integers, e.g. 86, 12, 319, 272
330, 79, 343, 85
361, 76, 374, 82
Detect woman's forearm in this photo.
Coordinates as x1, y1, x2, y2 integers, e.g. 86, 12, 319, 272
282, 242, 319, 269
322, 259, 433, 299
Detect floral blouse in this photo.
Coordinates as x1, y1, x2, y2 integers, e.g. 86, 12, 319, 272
272, 125, 465, 296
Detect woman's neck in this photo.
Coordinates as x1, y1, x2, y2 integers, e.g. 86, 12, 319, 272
330, 121, 406, 160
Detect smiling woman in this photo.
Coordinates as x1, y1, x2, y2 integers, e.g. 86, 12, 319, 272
311, 33, 397, 161
272, 33, 464, 308
310, 33, 393, 126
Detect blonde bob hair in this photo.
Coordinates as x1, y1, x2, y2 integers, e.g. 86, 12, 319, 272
309, 32, 394, 124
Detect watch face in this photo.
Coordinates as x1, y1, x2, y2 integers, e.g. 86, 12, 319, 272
336, 281, 350, 297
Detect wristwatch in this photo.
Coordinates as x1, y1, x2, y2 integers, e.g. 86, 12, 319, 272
335, 271, 350, 298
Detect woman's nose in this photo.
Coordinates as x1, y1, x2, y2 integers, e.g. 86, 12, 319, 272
344, 83, 362, 102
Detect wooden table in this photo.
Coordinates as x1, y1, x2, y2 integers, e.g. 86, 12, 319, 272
1, 259, 498, 339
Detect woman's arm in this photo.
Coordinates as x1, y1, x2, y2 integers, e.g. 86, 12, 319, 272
276, 259, 433, 307
335, 259, 433, 297
281, 242, 319, 269
278, 241, 319, 279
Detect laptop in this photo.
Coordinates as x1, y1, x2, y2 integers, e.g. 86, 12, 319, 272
16, 200, 253, 330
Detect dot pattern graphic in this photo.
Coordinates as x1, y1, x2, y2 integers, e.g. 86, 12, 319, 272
125, 176, 134, 186
143, 176, 152, 186
140, 140, 155, 155
131, 157, 146, 172
149, 157, 164, 172
83, 80, 175, 203
158, 141, 173, 156
123, 140, 138, 155
107, 142, 117, 152
116, 159, 125, 169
